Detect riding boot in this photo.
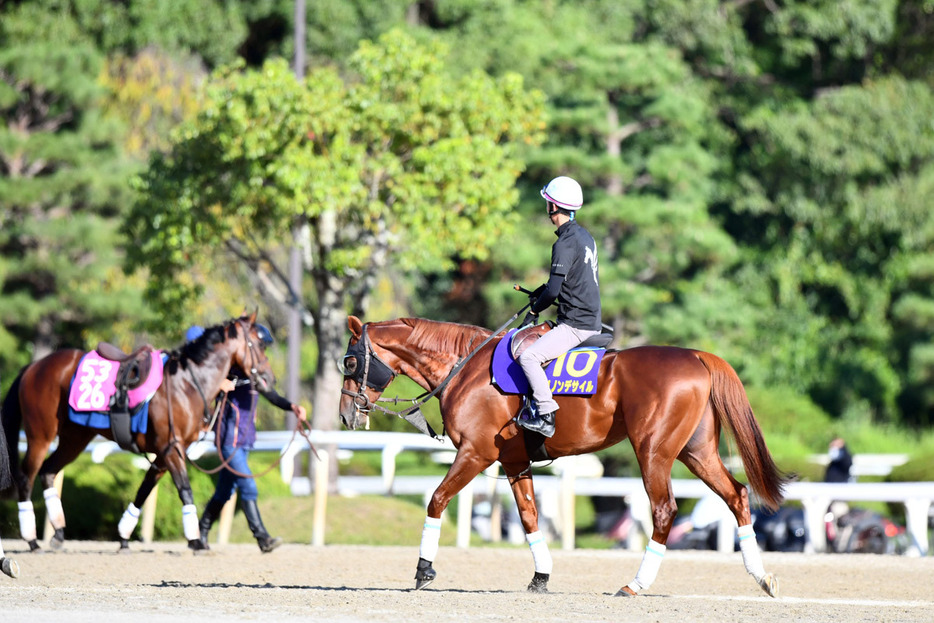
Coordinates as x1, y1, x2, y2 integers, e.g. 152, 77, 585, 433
241, 498, 282, 553
199, 497, 226, 547
517, 410, 556, 438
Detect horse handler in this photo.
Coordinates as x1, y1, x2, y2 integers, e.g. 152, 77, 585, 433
185, 325, 307, 553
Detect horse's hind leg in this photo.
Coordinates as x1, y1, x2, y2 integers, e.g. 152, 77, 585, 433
503, 462, 552, 593
678, 422, 779, 597
117, 464, 165, 551
36, 425, 97, 550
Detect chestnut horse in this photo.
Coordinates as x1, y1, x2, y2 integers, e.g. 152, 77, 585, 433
339, 316, 788, 597
0, 312, 275, 552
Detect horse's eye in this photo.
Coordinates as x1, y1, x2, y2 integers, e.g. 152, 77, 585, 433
340, 355, 357, 375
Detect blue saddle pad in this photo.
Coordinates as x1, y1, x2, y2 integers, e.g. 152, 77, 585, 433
491, 328, 605, 396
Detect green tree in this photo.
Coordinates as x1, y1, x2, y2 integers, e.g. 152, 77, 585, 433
418, 1, 737, 348
124, 30, 545, 437
730, 76, 934, 424
0, 3, 147, 373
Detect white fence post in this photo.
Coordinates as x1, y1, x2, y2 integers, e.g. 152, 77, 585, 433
904, 498, 931, 555
456, 478, 474, 548
312, 449, 329, 546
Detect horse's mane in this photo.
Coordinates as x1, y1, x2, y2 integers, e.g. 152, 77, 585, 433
401, 317, 493, 358
167, 321, 236, 371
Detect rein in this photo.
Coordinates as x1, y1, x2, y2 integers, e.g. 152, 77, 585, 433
345, 302, 533, 438
187, 415, 316, 479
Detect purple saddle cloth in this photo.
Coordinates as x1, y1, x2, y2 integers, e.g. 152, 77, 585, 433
491, 329, 605, 396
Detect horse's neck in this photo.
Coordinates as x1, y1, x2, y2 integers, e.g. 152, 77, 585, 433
187, 345, 235, 394
396, 322, 489, 390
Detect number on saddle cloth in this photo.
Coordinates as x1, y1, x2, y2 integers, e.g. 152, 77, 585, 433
67, 349, 166, 450
490, 327, 610, 397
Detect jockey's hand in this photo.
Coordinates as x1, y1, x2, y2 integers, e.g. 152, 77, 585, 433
521, 311, 538, 328
292, 404, 307, 422
219, 378, 236, 393
529, 283, 546, 305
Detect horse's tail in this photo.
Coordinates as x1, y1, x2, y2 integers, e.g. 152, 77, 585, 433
695, 351, 788, 512
0, 368, 26, 495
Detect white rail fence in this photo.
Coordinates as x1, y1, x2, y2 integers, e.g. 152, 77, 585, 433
17, 431, 934, 556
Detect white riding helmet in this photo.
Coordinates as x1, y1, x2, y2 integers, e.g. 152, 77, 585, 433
540, 176, 583, 211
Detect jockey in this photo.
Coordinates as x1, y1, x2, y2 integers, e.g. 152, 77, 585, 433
516, 176, 602, 438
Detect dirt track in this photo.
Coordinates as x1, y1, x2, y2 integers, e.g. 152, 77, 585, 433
1, 541, 932, 622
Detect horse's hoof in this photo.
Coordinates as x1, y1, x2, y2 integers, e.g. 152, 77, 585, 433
614, 586, 637, 597
414, 557, 436, 590
1, 557, 20, 579
187, 538, 209, 552
758, 573, 779, 598
50, 532, 65, 551
527, 571, 549, 593
27, 540, 41, 553
118, 539, 132, 553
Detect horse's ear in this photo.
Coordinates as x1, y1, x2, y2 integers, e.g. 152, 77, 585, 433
247, 308, 257, 324
347, 315, 363, 338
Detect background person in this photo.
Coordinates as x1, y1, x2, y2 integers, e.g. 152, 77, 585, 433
186, 324, 307, 553
824, 437, 853, 483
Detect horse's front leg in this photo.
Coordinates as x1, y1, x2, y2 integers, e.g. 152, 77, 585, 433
163, 447, 207, 551
503, 463, 551, 593
415, 449, 492, 590
116, 464, 166, 551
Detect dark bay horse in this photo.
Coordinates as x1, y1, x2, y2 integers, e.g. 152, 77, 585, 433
0, 312, 275, 552
339, 316, 788, 597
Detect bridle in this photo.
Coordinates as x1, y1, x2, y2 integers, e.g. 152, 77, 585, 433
237, 317, 269, 389
338, 324, 396, 419
338, 302, 534, 438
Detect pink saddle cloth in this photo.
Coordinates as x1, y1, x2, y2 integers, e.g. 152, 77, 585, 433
67, 350, 165, 412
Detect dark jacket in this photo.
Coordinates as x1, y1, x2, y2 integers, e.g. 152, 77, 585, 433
217, 365, 292, 449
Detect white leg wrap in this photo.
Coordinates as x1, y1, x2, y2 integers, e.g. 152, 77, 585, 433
181, 504, 200, 541
0, 537, 6, 558
18, 501, 37, 542
418, 516, 443, 562
43, 487, 66, 529
526, 531, 553, 574
626, 540, 666, 593
118, 503, 141, 540
738, 524, 765, 580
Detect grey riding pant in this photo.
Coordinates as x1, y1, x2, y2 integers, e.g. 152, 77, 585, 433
517, 323, 600, 414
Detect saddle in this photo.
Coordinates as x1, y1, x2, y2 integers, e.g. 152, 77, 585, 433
95, 342, 155, 454
504, 323, 614, 464
510, 322, 614, 361
96, 342, 154, 388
